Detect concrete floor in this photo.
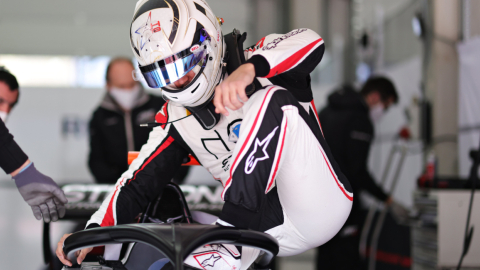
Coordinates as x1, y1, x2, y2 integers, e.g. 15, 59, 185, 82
0, 181, 45, 270
278, 250, 316, 270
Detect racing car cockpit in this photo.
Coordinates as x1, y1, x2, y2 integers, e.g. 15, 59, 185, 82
62, 223, 278, 270
56, 157, 279, 270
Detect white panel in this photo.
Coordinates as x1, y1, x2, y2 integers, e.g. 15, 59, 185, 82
457, 37, 480, 177
438, 190, 480, 267
0, 87, 104, 183
0, 55, 76, 87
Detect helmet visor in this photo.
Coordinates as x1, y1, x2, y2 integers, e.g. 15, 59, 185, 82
139, 32, 210, 88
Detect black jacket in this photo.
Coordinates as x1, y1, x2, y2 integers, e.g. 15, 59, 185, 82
0, 118, 28, 174
318, 86, 388, 221
88, 89, 166, 184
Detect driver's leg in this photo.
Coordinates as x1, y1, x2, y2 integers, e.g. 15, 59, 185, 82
219, 86, 353, 256
264, 104, 352, 256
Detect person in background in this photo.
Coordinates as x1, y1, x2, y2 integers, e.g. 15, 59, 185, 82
0, 67, 68, 223
316, 76, 403, 269
88, 58, 189, 184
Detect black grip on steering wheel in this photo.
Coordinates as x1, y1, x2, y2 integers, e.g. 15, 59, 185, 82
63, 224, 279, 270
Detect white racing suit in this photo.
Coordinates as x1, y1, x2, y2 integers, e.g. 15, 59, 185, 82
87, 28, 353, 268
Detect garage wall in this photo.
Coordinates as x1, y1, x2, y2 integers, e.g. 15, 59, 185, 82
0, 0, 252, 56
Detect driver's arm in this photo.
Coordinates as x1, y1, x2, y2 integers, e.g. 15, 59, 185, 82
214, 29, 325, 115
87, 124, 188, 228
56, 123, 188, 266
245, 28, 325, 79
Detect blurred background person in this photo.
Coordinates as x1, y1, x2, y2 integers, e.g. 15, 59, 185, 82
88, 58, 189, 184
316, 76, 403, 269
0, 67, 67, 223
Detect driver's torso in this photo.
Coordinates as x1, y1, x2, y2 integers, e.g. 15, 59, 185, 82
162, 76, 314, 187
168, 101, 244, 186
86, 28, 325, 228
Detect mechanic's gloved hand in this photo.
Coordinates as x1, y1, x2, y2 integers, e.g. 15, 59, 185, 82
389, 200, 410, 224
12, 162, 68, 222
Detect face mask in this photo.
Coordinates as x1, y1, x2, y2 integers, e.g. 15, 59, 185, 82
109, 84, 141, 110
0, 111, 8, 123
369, 103, 384, 123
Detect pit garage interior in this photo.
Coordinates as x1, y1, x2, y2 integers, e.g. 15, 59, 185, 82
0, 0, 480, 269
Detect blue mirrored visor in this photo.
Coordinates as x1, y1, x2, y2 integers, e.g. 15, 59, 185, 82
140, 32, 210, 88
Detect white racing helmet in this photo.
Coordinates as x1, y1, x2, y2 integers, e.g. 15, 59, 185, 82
130, 0, 225, 108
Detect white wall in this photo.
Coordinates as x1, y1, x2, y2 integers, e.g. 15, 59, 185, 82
457, 37, 480, 178
0, 0, 253, 56
0, 87, 104, 182
0, 86, 225, 185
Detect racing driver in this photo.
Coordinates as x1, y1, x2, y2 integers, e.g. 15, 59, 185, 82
57, 0, 353, 268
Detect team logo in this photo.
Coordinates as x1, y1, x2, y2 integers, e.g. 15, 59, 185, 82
185, 244, 241, 270
245, 126, 279, 174
190, 44, 200, 53
201, 254, 221, 268
130, 0, 180, 61
227, 119, 242, 143
151, 21, 161, 33
263, 28, 308, 50
135, 12, 162, 50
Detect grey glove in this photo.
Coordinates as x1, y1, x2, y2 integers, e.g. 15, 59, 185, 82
389, 200, 410, 224
13, 162, 68, 222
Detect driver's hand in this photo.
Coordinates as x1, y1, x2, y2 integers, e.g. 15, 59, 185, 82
56, 233, 94, 266
214, 63, 255, 116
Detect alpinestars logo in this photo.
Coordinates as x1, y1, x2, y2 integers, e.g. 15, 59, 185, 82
201, 254, 221, 268
263, 28, 308, 50
245, 126, 279, 174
